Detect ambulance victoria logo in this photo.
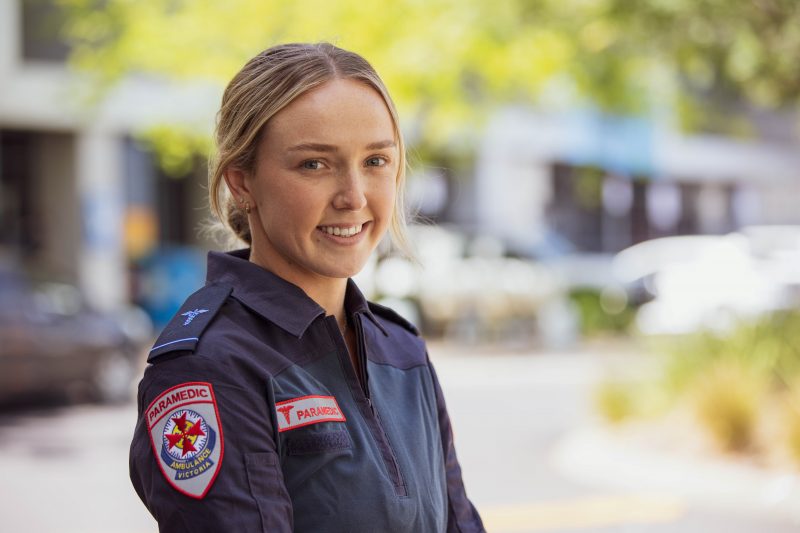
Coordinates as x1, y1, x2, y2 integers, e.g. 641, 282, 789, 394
146, 382, 224, 499
161, 409, 216, 479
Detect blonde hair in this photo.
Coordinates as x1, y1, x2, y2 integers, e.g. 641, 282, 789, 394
209, 42, 412, 257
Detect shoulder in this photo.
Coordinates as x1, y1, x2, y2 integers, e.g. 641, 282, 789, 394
147, 283, 234, 363
137, 283, 267, 417
368, 301, 420, 336
366, 301, 429, 369
144, 282, 292, 381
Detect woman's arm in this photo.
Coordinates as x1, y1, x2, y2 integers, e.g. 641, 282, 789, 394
129, 354, 292, 533
427, 359, 487, 533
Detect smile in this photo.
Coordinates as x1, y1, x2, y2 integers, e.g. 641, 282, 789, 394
317, 223, 364, 238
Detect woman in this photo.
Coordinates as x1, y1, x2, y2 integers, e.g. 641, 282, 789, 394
129, 42, 485, 533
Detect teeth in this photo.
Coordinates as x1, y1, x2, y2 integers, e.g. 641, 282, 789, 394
320, 224, 363, 237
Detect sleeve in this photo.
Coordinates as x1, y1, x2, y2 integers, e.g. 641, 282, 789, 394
129, 354, 292, 533
427, 359, 486, 533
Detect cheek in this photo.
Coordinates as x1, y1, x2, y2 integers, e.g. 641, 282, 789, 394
256, 180, 312, 219
373, 179, 397, 216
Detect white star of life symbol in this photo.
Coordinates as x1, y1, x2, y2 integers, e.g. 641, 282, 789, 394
181, 308, 208, 326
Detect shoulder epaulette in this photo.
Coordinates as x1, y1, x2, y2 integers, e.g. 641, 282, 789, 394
147, 283, 233, 362
367, 301, 420, 336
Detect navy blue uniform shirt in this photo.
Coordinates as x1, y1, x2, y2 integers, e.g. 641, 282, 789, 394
129, 249, 485, 532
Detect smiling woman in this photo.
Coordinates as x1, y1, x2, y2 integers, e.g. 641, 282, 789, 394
227, 78, 398, 291
128, 43, 485, 533
209, 43, 412, 261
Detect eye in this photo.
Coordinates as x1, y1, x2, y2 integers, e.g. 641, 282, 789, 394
301, 160, 323, 170
365, 156, 387, 167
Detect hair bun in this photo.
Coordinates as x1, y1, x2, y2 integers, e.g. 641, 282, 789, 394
225, 197, 252, 245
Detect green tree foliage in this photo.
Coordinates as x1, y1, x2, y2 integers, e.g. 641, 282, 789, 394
608, 0, 800, 108
597, 0, 800, 132
58, 0, 800, 159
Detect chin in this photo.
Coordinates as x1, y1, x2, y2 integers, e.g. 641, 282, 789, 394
319, 265, 365, 280
313, 257, 370, 280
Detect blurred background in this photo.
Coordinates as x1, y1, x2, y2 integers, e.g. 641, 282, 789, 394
2, 0, 800, 531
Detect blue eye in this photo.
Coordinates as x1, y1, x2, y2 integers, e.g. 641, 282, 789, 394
302, 160, 322, 170
366, 157, 386, 167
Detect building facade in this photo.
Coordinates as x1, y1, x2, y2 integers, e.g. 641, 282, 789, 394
0, 0, 219, 313
474, 107, 800, 258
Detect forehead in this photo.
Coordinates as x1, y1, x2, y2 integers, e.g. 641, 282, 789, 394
262, 79, 396, 149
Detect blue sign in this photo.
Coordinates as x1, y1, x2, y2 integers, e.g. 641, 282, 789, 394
563, 110, 656, 176
137, 247, 206, 327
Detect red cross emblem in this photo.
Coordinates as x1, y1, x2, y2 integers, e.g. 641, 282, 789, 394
165, 411, 207, 457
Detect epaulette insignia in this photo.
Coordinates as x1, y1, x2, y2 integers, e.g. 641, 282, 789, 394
148, 283, 232, 362
368, 301, 420, 336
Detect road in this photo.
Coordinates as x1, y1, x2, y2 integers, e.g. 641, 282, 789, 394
0, 343, 798, 532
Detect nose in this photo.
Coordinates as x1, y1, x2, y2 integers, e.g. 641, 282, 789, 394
332, 168, 367, 211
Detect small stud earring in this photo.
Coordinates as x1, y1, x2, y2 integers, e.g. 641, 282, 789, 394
244, 202, 251, 214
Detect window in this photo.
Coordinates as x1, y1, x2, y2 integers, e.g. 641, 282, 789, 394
21, 0, 72, 62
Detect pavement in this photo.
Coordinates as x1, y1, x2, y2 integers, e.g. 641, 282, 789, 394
1, 341, 798, 532
430, 341, 800, 532
552, 424, 800, 526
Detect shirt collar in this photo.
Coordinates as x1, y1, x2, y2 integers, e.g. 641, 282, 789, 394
206, 249, 385, 337
345, 277, 388, 336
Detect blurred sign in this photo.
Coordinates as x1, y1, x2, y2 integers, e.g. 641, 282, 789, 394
124, 206, 158, 260
136, 247, 206, 328
564, 110, 655, 176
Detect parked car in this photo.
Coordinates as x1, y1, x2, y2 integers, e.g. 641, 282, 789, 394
0, 263, 152, 405
612, 228, 800, 335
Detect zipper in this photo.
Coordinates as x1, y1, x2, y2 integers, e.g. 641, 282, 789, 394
328, 314, 407, 497
353, 316, 371, 404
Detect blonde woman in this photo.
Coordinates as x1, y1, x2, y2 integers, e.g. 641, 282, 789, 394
129, 43, 484, 533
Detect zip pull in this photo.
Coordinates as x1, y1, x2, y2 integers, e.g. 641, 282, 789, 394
354, 314, 371, 399
366, 396, 377, 417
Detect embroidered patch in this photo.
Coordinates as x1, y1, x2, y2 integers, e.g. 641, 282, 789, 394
180, 308, 208, 325
275, 395, 346, 432
146, 382, 224, 499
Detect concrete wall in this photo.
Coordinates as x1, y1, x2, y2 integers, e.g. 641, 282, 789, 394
31, 132, 80, 281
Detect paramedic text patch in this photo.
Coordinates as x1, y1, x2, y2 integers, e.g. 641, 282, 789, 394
275, 395, 346, 432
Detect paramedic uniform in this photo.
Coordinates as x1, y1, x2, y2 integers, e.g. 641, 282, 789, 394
129, 249, 485, 533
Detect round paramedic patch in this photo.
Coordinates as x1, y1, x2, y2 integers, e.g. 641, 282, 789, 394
146, 382, 224, 499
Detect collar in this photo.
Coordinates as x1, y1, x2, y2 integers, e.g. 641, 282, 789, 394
345, 277, 388, 336
206, 249, 386, 337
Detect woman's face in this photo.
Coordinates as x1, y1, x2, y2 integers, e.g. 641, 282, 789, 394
241, 78, 398, 286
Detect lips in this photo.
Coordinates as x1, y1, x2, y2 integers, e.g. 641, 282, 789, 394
317, 223, 364, 238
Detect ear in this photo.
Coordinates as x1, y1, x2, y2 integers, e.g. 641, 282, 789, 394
223, 166, 252, 206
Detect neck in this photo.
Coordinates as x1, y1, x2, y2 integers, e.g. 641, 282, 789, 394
248, 245, 349, 328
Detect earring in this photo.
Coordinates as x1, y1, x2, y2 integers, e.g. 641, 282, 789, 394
244, 202, 251, 214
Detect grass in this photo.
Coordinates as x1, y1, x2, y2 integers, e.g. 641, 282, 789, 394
691, 360, 764, 452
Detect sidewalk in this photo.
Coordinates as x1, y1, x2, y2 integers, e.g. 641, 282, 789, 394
432, 339, 800, 530
552, 416, 800, 525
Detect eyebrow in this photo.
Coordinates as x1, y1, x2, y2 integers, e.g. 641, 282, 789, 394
287, 140, 397, 153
